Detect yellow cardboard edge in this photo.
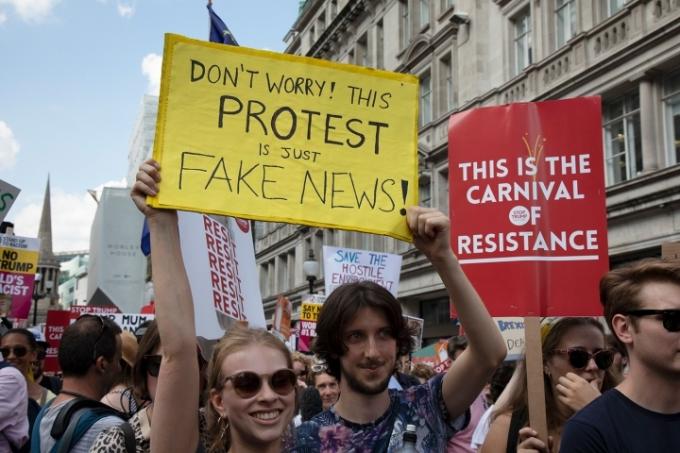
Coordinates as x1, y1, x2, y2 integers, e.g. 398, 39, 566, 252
148, 32, 418, 243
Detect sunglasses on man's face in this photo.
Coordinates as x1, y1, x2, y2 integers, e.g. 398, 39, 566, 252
552, 348, 614, 370
0, 345, 28, 359
222, 369, 297, 399
625, 309, 680, 332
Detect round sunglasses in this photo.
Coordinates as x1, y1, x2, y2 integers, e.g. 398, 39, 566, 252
1, 345, 29, 359
625, 309, 680, 332
552, 348, 614, 370
222, 369, 297, 399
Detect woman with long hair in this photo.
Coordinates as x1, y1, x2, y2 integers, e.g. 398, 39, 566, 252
92, 320, 216, 452
481, 317, 619, 453
128, 159, 297, 453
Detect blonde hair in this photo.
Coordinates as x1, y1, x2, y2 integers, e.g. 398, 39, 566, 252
206, 326, 293, 453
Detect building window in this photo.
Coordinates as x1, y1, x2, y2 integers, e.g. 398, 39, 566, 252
419, 175, 432, 207
421, 298, 450, 327
356, 33, 369, 67
439, 53, 455, 113
555, 0, 575, 48
330, 0, 338, 20
400, 0, 411, 49
663, 72, 680, 165
605, 0, 624, 17
437, 167, 449, 214
513, 8, 532, 75
287, 251, 296, 289
376, 20, 384, 69
440, 0, 454, 13
308, 24, 316, 48
317, 14, 326, 36
603, 92, 642, 185
419, 71, 432, 126
419, 0, 430, 29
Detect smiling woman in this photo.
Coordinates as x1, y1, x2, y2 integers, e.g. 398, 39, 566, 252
129, 159, 296, 453
206, 327, 297, 453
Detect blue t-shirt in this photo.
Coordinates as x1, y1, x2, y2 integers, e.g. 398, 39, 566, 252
290, 373, 469, 452
561, 389, 680, 453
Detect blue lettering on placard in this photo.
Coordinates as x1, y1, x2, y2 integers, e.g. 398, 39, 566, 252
334, 249, 361, 263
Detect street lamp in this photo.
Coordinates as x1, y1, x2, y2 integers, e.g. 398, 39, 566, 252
31, 275, 53, 326
32, 273, 43, 326
303, 249, 320, 294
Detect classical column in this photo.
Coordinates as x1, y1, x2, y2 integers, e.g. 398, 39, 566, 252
639, 78, 660, 173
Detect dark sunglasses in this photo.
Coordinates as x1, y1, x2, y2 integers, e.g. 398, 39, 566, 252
144, 354, 162, 377
1, 345, 28, 359
552, 348, 614, 370
223, 369, 297, 399
625, 309, 680, 332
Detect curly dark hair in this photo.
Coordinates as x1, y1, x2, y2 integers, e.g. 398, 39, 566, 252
313, 281, 415, 381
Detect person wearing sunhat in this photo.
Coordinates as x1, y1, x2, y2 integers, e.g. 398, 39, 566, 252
100, 330, 140, 417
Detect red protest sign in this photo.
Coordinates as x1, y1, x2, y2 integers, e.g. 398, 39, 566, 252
448, 97, 608, 316
44, 310, 72, 374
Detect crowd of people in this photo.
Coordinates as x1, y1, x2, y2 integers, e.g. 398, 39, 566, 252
0, 159, 678, 452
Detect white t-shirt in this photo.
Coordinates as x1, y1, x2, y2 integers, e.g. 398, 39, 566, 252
38, 399, 124, 453
470, 404, 494, 451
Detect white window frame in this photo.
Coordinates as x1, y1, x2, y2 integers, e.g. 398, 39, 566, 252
419, 0, 430, 29
663, 72, 680, 166
606, 0, 625, 17
603, 93, 642, 185
513, 8, 532, 75
400, 0, 411, 49
555, 0, 576, 48
419, 71, 432, 127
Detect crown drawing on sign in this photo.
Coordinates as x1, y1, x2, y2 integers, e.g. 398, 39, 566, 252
522, 133, 546, 181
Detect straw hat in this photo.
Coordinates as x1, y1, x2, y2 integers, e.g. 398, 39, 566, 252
120, 330, 139, 367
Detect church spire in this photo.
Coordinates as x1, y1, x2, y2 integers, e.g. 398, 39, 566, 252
38, 175, 57, 266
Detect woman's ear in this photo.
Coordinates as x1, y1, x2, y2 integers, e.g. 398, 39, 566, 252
210, 388, 227, 418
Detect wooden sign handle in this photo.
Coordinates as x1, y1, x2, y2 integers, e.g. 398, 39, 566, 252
524, 316, 548, 443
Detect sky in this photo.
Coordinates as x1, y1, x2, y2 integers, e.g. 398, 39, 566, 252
0, 0, 300, 252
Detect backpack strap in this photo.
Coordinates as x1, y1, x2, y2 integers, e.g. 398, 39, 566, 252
118, 420, 136, 453
30, 398, 55, 452
54, 408, 87, 453
50, 397, 136, 453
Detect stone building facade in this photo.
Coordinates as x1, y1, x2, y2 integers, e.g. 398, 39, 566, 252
255, 0, 680, 344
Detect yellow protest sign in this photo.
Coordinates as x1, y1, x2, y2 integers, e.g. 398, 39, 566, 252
150, 34, 419, 241
300, 302, 323, 322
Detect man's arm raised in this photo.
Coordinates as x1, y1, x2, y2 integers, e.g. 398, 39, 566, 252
131, 159, 200, 453
406, 206, 506, 419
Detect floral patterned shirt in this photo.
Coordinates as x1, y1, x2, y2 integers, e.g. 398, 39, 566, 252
289, 373, 469, 453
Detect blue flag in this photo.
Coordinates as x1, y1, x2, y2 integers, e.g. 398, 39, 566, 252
141, 218, 151, 256
207, 2, 238, 45
140, 3, 240, 257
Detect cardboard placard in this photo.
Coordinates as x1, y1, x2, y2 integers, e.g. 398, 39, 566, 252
0, 179, 20, 223
1, 234, 40, 320
323, 245, 402, 296
449, 97, 608, 316
178, 211, 265, 339
150, 34, 419, 241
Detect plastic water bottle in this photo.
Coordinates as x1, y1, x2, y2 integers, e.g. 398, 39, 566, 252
396, 424, 417, 452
